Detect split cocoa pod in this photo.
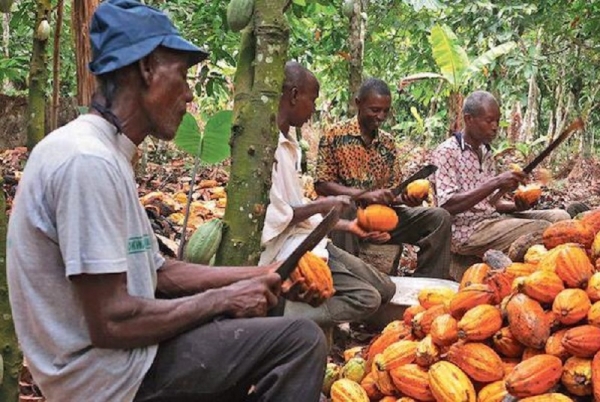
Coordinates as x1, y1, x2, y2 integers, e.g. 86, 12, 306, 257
514, 183, 543, 206
288, 251, 335, 299
357, 204, 398, 232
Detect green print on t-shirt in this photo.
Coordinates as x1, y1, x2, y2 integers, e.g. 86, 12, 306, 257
128, 235, 152, 254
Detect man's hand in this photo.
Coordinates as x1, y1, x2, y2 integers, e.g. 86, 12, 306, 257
366, 231, 392, 244
223, 273, 281, 318
281, 278, 327, 307
398, 192, 425, 207
514, 195, 533, 212
317, 195, 352, 214
356, 189, 396, 205
495, 170, 528, 192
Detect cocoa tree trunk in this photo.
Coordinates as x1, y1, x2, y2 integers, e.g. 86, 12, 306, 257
0, 179, 20, 401
25, 0, 51, 151
447, 90, 464, 135
215, 0, 289, 266
347, 0, 367, 115
72, 0, 100, 108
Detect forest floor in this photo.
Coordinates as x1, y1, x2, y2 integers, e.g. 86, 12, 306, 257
3, 141, 600, 400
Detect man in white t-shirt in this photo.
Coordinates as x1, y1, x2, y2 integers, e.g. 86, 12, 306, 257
260, 62, 396, 326
7, 1, 327, 401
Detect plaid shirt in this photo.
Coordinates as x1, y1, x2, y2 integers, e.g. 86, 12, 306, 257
315, 116, 402, 190
432, 134, 500, 252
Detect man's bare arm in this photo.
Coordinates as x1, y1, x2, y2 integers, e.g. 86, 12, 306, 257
72, 271, 280, 349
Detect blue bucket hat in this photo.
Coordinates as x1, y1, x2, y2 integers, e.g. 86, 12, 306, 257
89, 0, 209, 75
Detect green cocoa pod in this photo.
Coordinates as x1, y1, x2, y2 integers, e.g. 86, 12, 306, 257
184, 218, 223, 265
342, 0, 354, 18
227, 0, 255, 32
340, 356, 367, 384
322, 362, 341, 396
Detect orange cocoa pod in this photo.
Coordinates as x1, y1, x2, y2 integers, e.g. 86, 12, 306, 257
492, 326, 525, 358
543, 219, 595, 249
588, 300, 600, 327
381, 320, 408, 335
297, 251, 335, 297
396, 398, 418, 402
412, 304, 446, 338
459, 263, 491, 290
580, 208, 600, 234
406, 179, 431, 199
545, 328, 571, 361
360, 372, 383, 401
504, 354, 563, 398
592, 350, 600, 401
477, 380, 508, 402
586, 272, 600, 302
561, 325, 600, 358
417, 287, 456, 309
403, 305, 425, 326
357, 204, 398, 232
521, 270, 565, 304
376, 339, 417, 371
448, 283, 495, 319
524, 244, 549, 265
507, 293, 551, 349
366, 324, 411, 365
428, 361, 476, 402
550, 244, 595, 289
429, 313, 458, 346
330, 378, 370, 402
414, 335, 440, 368
378, 397, 398, 402
519, 394, 575, 401
552, 288, 591, 326
445, 341, 504, 383
389, 364, 435, 401
457, 304, 503, 341
561, 356, 593, 396
371, 354, 397, 396
505, 262, 538, 278
484, 271, 513, 304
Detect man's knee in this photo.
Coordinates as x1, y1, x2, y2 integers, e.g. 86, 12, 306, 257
549, 210, 571, 222
432, 207, 452, 226
284, 317, 328, 355
380, 278, 396, 304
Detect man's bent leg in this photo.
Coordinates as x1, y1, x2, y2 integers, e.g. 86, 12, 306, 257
513, 209, 571, 223
457, 217, 551, 257
134, 316, 327, 402
389, 206, 452, 279
284, 244, 395, 326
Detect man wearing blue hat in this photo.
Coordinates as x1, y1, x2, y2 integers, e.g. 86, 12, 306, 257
7, 1, 328, 401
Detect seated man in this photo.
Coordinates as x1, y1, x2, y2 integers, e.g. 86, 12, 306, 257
260, 62, 396, 327
432, 90, 570, 277
7, 2, 327, 401
314, 78, 452, 279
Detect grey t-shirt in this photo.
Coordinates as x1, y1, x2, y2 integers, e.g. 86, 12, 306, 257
7, 115, 165, 401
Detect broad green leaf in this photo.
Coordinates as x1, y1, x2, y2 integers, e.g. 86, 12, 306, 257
429, 25, 470, 89
465, 41, 517, 82
200, 110, 233, 164
401, 72, 446, 84
174, 111, 233, 164
174, 112, 202, 156
293, 0, 306, 6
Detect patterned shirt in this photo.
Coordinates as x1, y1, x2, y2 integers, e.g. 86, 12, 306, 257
432, 134, 500, 252
315, 116, 402, 190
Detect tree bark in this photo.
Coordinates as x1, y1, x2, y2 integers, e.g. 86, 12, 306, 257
215, 0, 289, 266
25, 0, 51, 151
521, 73, 539, 144
50, 0, 64, 132
0, 178, 20, 401
347, 0, 367, 115
72, 0, 100, 108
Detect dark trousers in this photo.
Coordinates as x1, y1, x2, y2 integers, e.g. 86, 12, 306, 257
331, 205, 452, 279
134, 316, 327, 402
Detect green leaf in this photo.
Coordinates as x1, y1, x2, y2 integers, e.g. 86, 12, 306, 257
429, 24, 470, 89
465, 41, 517, 82
200, 110, 233, 164
174, 112, 202, 156
293, 0, 307, 6
174, 111, 233, 164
